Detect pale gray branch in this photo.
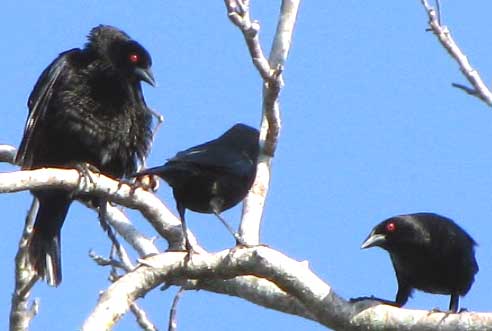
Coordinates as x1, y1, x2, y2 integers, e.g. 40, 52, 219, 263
104, 205, 160, 257
89, 204, 161, 331
0, 168, 202, 251
225, 0, 300, 244
420, 0, 492, 105
168, 287, 185, 331
82, 246, 492, 331
185, 276, 314, 320
130, 303, 159, 331
0, 144, 17, 164
10, 199, 40, 331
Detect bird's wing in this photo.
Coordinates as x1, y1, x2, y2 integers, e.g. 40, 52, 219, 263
15, 49, 79, 167
172, 143, 255, 177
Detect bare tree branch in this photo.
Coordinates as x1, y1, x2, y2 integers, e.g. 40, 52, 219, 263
10, 198, 40, 331
168, 287, 185, 331
131, 302, 159, 331
0, 168, 203, 252
184, 276, 314, 320
90, 210, 161, 331
420, 0, 492, 105
82, 246, 492, 331
0, 144, 17, 164
225, 0, 300, 244
103, 204, 160, 257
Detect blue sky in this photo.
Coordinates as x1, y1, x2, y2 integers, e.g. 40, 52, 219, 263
1, 1, 492, 330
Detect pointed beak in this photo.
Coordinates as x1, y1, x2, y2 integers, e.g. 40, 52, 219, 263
134, 67, 156, 87
361, 232, 386, 249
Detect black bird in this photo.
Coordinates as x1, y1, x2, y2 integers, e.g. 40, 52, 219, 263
135, 123, 259, 250
360, 212, 478, 312
15, 25, 155, 286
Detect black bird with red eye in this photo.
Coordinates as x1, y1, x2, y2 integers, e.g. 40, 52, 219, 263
16, 24, 155, 286
359, 212, 478, 312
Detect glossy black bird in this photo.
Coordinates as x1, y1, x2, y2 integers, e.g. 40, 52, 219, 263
15, 25, 155, 286
361, 212, 478, 312
135, 123, 259, 250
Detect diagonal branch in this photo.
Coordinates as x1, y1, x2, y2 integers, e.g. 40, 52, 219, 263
420, 0, 492, 105
0, 168, 203, 252
100, 204, 160, 257
82, 246, 492, 331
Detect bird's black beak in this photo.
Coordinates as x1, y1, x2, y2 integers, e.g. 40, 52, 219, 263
361, 231, 386, 249
134, 67, 156, 87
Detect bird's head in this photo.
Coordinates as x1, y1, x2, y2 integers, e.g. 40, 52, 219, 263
88, 25, 156, 86
361, 215, 430, 251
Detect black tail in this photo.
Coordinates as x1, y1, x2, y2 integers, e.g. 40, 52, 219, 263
28, 191, 71, 287
133, 163, 189, 187
132, 165, 169, 178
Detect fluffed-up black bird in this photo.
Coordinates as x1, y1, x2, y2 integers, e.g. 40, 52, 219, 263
360, 212, 478, 312
15, 25, 155, 286
134, 123, 259, 250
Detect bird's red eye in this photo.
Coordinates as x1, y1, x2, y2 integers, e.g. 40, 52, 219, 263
386, 222, 396, 232
129, 53, 139, 63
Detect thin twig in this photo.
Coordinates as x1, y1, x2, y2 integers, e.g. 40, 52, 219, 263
168, 287, 185, 331
131, 303, 159, 331
85, 202, 160, 257
89, 251, 127, 270
90, 225, 160, 331
420, 0, 492, 105
435, 0, 442, 26
9, 198, 40, 331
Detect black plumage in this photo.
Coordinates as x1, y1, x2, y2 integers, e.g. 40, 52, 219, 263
361, 212, 478, 312
16, 25, 155, 286
135, 123, 259, 250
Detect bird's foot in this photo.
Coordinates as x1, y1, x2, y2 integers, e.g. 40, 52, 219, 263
234, 234, 247, 247
183, 249, 198, 265
125, 174, 159, 195
70, 162, 100, 197
233, 239, 269, 249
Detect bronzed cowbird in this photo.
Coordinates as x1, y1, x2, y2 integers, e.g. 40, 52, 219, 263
135, 123, 259, 250
360, 212, 478, 312
16, 25, 155, 286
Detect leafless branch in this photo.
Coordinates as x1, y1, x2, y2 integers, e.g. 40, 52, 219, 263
9, 199, 40, 331
131, 302, 159, 331
82, 246, 492, 331
225, 0, 300, 244
89, 210, 161, 331
168, 287, 185, 331
0, 168, 204, 251
420, 0, 492, 105
103, 204, 160, 257
184, 276, 313, 320
0, 144, 17, 164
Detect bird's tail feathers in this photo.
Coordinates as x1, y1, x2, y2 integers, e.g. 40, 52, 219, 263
28, 230, 62, 287
27, 192, 70, 287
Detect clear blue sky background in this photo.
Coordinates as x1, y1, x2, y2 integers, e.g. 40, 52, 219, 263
1, 1, 492, 330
